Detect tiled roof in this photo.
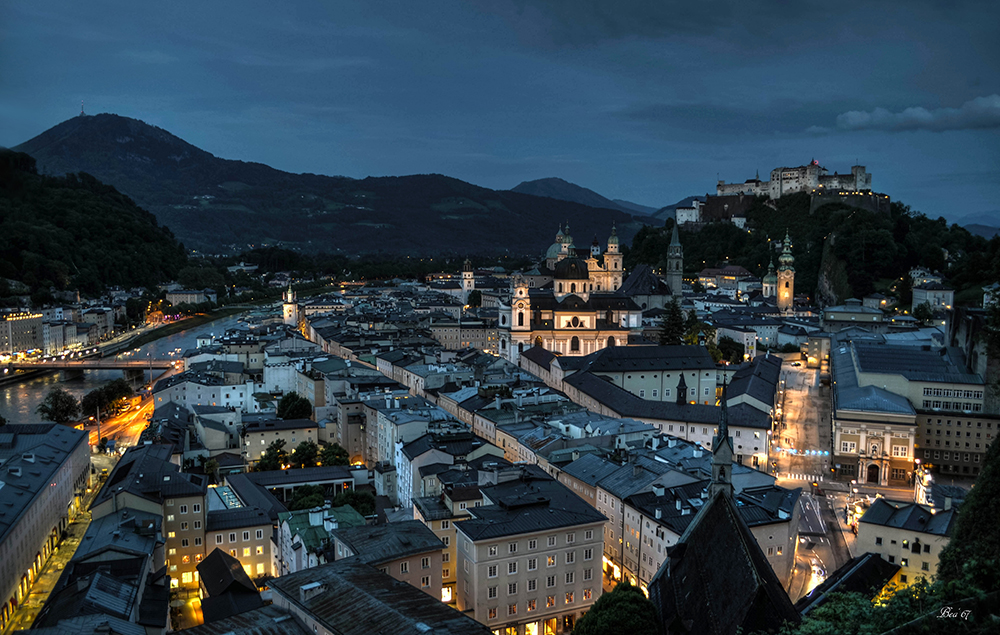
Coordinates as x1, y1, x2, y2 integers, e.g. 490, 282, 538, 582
858, 498, 957, 536
206, 507, 272, 531
333, 519, 444, 564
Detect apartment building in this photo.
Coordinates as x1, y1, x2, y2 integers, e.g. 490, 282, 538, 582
856, 498, 957, 586
455, 466, 606, 635
205, 507, 276, 580
330, 520, 445, 598
242, 418, 319, 463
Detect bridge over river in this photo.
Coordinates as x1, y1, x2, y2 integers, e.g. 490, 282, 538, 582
4, 358, 177, 371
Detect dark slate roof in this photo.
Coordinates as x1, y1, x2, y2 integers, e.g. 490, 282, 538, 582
206, 507, 272, 532
197, 548, 259, 597
400, 432, 493, 461
268, 559, 492, 635
619, 264, 673, 296
221, 473, 288, 521
92, 444, 206, 510
553, 258, 591, 280
178, 605, 308, 635
726, 403, 772, 430
858, 498, 957, 536
794, 552, 900, 615
648, 490, 801, 635
456, 465, 606, 541
332, 519, 444, 564
578, 344, 716, 373
852, 341, 982, 385
727, 354, 781, 405
520, 345, 556, 370
243, 418, 319, 432
563, 371, 720, 424
561, 453, 621, 487
245, 466, 353, 487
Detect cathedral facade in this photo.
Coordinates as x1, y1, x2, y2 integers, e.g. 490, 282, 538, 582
499, 225, 643, 364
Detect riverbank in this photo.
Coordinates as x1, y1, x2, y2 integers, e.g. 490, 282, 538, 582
127, 307, 249, 350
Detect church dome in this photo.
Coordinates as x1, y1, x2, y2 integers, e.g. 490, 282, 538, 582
546, 241, 564, 259
763, 260, 777, 284
608, 224, 619, 245
553, 258, 590, 280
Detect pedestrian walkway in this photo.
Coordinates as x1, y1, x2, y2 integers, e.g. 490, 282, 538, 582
785, 472, 825, 482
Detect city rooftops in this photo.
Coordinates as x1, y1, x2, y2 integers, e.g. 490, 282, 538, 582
852, 341, 982, 385
332, 519, 444, 564
206, 507, 272, 532
243, 418, 319, 432
858, 498, 957, 536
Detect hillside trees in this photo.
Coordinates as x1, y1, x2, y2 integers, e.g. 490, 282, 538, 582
36, 388, 80, 424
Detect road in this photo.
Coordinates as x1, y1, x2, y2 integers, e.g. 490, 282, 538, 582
87, 396, 155, 450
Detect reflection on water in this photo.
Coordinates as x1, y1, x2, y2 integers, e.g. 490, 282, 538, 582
0, 314, 246, 425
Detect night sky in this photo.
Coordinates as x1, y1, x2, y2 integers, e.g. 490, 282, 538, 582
2, 1, 998, 223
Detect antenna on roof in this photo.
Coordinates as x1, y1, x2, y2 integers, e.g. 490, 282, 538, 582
80, 101, 85, 116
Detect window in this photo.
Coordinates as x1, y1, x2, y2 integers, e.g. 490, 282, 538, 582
489, 545, 498, 556
841, 441, 856, 453
229, 533, 237, 543
215, 535, 223, 545
422, 557, 430, 569
924, 544, 931, 553
180, 505, 188, 514
547, 555, 556, 567
441, 520, 450, 529
528, 539, 537, 550
508, 604, 517, 616
230, 549, 237, 557
243, 531, 250, 541
922, 562, 929, 571
527, 599, 537, 612
565, 572, 575, 584
194, 521, 201, 530
892, 445, 908, 457
181, 522, 188, 531
443, 568, 451, 578
256, 529, 263, 540
168, 548, 176, 556
900, 574, 907, 584
459, 502, 467, 510
888, 555, 895, 564
167, 531, 175, 539
528, 579, 537, 591
548, 535, 556, 547
421, 576, 430, 588
547, 575, 556, 588
443, 552, 450, 562
547, 596, 556, 608
488, 608, 498, 619
509, 542, 518, 554
565, 592, 574, 604
584, 588, 593, 601
508, 562, 517, 575
181, 538, 189, 547
256, 545, 263, 555
566, 532, 575, 544
584, 568, 592, 581
585, 530, 593, 541
488, 565, 498, 578
566, 551, 575, 564
443, 536, 450, 546
488, 586, 498, 599
584, 548, 593, 561
167, 514, 175, 522
508, 583, 517, 595
528, 558, 537, 571
193, 504, 201, 513
401, 562, 409, 574
876, 537, 883, 546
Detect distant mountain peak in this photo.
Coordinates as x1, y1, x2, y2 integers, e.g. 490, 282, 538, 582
510, 177, 655, 215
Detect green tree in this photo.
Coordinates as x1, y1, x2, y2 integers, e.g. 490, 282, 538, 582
574, 580, 659, 635
254, 439, 287, 472
36, 388, 80, 424
290, 440, 320, 469
913, 301, 934, 323
658, 297, 685, 345
289, 484, 326, 511
204, 458, 220, 484
320, 443, 350, 466
467, 289, 482, 307
717, 336, 744, 363
331, 489, 376, 517
0, 413, 6, 426
277, 391, 312, 420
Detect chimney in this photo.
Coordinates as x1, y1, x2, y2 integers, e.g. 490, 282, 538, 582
299, 582, 325, 602
675, 499, 682, 511
655, 508, 662, 520
633, 465, 641, 477
944, 496, 952, 511
308, 507, 324, 527
693, 448, 702, 458
652, 485, 665, 497
571, 451, 580, 461
651, 437, 660, 450
667, 437, 677, 448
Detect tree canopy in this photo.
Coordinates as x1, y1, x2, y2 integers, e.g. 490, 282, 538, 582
658, 297, 685, 345
254, 439, 287, 472
331, 489, 375, 517
288, 484, 326, 511
321, 443, 350, 466
277, 391, 312, 420
574, 580, 660, 635
289, 440, 319, 469
36, 388, 80, 424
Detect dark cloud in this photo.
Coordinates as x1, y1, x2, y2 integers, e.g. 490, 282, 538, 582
835, 95, 1000, 132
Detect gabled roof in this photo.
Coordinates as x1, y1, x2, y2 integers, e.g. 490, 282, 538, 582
332, 519, 444, 564
197, 548, 259, 597
795, 552, 900, 615
561, 453, 621, 487
858, 498, 957, 536
619, 265, 673, 296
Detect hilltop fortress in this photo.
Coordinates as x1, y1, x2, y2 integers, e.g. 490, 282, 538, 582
717, 159, 872, 199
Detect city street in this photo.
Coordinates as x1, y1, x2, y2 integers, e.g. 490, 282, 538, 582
774, 362, 833, 482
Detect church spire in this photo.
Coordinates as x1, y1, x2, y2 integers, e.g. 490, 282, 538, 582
669, 221, 681, 247
710, 379, 734, 499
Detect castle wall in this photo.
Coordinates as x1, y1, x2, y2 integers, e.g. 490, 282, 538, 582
809, 192, 890, 215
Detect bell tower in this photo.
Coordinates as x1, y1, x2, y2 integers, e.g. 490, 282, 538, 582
605, 224, 623, 290
666, 222, 684, 297
461, 258, 475, 304
710, 383, 734, 499
283, 284, 298, 328
777, 231, 795, 313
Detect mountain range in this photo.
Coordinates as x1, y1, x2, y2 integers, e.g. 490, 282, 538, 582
13, 114, 643, 256
511, 177, 657, 216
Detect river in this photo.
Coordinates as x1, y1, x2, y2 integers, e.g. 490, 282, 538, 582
0, 314, 248, 425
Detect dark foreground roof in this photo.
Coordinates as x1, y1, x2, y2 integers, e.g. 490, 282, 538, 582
794, 552, 899, 615
648, 490, 800, 635
177, 604, 308, 635
269, 559, 492, 635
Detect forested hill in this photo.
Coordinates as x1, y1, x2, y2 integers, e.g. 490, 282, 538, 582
0, 150, 188, 300
15, 114, 641, 256
626, 192, 1000, 306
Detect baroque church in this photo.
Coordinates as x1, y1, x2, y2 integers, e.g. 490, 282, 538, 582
498, 223, 675, 363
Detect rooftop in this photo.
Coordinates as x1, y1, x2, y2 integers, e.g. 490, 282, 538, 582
332, 519, 445, 564
858, 498, 957, 536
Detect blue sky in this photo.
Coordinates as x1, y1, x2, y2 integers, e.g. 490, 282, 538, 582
2, 0, 998, 222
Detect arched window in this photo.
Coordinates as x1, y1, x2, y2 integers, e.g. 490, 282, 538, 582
518, 342, 524, 354
615, 262, 619, 269
606, 310, 613, 324
785, 281, 790, 288
534, 336, 543, 347
559, 283, 564, 292
571, 336, 580, 352
571, 283, 576, 293
517, 312, 524, 327
607, 337, 616, 347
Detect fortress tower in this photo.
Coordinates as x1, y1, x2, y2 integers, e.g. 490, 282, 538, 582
777, 231, 795, 313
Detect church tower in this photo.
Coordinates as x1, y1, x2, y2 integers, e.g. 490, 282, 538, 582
605, 224, 623, 290
282, 284, 298, 328
461, 258, 475, 304
710, 384, 734, 499
777, 230, 795, 313
665, 222, 684, 297
762, 257, 777, 299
